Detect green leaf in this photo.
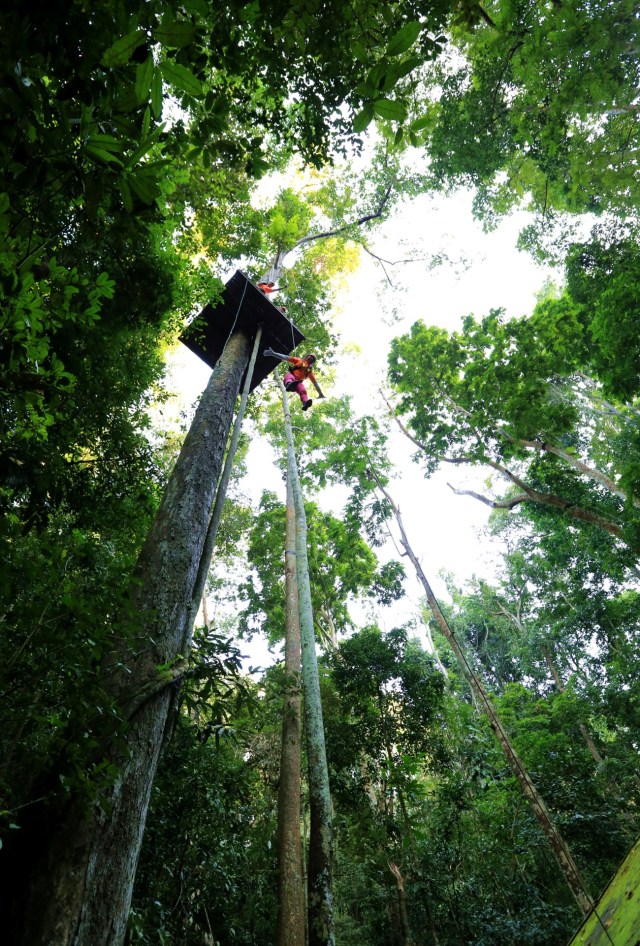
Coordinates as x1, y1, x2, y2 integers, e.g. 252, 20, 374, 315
386, 21, 421, 58
135, 57, 154, 104
410, 115, 431, 132
373, 98, 408, 122
160, 61, 203, 98
353, 105, 374, 133
151, 69, 163, 117
124, 123, 165, 169
152, 21, 197, 49
85, 146, 124, 166
354, 80, 375, 98
85, 135, 124, 153
383, 56, 422, 91
118, 173, 133, 212
102, 30, 147, 68
367, 61, 388, 91
128, 170, 158, 204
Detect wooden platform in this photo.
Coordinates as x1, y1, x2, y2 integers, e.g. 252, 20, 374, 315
180, 270, 305, 391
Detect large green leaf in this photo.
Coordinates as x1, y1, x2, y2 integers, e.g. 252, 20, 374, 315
410, 114, 431, 131
151, 69, 163, 117
127, 169, 158, 204
85, 146, 124, 166
160, 61, 203, 97
85, 134, 125, 153
353, 105, 374, 133
372, 98, 408, 122
125, 123, 166, 169
118, 173, 134, 212
135, 57, 155, 104
383, 56, 422, 91
152, 21, 197, 49
386, 21, 421, 57
102, 30, 147, 68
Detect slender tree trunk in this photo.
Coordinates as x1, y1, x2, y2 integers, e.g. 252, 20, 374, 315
389, 862, 415, 946
370, 474, 594, 917
276, 473, 306, 946
280, 378, 334, 946
201, 593, 211, 630
15, 330, 252, 946
388, 897, 404, 946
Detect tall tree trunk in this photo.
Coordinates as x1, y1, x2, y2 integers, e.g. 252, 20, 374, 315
276, 474, 306, 946
186, 328, 262, 652
280, 378, 335, 946
370, 473, 594, 918
389, 862, 415, 946
15, 330, 252, 946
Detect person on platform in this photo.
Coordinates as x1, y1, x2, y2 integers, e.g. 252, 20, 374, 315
257, 281, 279, 295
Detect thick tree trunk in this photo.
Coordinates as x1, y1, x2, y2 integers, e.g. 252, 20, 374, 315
280, 379, 335, 946
15, 330, 252, 946
186, 327, 262, 651
276, 474, 306, 946
371, 474, 594, 918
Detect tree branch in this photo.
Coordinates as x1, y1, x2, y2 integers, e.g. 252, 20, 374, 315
447, 483, 530, 510
362, 244, 394, 287
380, 389, 431, 453
448, 472, 631, 547
291, 183, 393, 253
124, 660, 193, 720
265, 183, 396, 280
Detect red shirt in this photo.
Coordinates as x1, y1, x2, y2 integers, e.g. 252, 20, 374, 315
288, 356, 316, 384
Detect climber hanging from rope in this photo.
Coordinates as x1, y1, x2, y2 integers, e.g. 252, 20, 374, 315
264, 348, 326, 411
257, 281, 280, 295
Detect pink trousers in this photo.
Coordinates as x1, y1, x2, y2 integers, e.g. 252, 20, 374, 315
284, 372, 310, 405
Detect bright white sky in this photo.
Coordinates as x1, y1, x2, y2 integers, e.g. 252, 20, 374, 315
167, 184, 557, 664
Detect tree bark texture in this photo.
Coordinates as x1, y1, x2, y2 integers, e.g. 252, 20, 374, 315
372, 475, 594, 918
280, 379, 335, 946
276, 474, 306, 946
388, 862, 414, 946
186, 327, 262, 652
17, 330, 252, 946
